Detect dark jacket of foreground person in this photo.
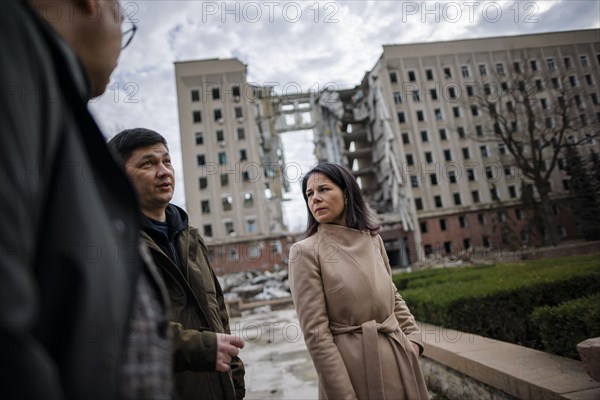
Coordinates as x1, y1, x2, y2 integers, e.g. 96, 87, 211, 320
141, 204, 245, 400
0, 2, 145, 398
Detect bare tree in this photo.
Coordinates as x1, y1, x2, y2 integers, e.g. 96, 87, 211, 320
469, 63, 599, 246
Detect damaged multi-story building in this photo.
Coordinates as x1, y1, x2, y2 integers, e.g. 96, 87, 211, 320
175, 29, 599, 273
174, 59, 293, 274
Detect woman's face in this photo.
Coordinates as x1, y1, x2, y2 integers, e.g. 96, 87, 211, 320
305, 172, 346, 226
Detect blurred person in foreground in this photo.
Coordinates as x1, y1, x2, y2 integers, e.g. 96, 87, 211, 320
108, 128, 246, 400
0, 0, 173, 398
289, 162, 429, 400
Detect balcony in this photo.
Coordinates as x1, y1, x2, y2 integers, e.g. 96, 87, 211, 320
343, 147, 372, 162
343, 127, 368, 143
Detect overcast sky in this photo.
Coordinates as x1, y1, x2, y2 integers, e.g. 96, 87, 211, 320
90, 0, 600, 232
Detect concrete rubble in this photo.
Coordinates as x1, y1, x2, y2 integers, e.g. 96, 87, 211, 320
219, 270, 292, 317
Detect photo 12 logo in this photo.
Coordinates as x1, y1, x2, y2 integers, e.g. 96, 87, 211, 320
399, 1, 540, 24
88, 82, 140, 104
201, 1, 340, 24
10, 1, 141, 23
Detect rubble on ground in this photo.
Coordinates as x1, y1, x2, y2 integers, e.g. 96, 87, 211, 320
220, 269, 291, 303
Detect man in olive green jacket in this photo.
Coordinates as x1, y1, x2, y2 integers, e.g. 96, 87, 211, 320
108, 128, 245, 400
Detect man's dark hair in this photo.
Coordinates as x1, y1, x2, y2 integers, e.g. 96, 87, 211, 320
301, 162, 379, 237
107, 128, 168, 163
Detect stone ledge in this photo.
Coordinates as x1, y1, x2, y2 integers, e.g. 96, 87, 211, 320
577, 337, 600, 382
419, 322, 600, 400
421, 357, 517, 400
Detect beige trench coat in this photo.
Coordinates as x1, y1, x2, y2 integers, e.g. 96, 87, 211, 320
289, 224, 429, 400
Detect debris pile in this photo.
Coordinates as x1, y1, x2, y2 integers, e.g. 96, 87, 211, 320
220, 270, 292, 316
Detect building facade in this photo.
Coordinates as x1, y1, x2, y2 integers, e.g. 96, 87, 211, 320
313, 29, 600, 264
176, 30, 599, 272
174, 59, 290, 273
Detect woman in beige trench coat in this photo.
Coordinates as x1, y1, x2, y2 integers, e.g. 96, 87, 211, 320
289, 162, 429, 400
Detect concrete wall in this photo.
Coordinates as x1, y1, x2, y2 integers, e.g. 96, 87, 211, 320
421, 357, 516, 400
419, 322, 600, 400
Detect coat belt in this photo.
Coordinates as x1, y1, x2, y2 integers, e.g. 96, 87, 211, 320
330, 314, 423, 400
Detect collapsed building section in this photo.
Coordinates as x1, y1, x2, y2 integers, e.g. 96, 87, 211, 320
314, 77, 418, 266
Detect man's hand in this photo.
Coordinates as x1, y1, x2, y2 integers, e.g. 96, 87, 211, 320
215, 333, 245, 372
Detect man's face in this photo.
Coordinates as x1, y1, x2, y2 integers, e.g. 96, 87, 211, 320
80, 0, 124, 97
125, 144, 175, 216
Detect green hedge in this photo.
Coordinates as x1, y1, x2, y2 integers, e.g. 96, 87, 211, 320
531, 294, 600, 359
395, 254, 600, 353
393, 264, 495, 290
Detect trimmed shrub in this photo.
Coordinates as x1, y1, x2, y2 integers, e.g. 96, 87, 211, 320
531, 294, 600, 359
393, 264, 495, 290
396, 254, 600, 354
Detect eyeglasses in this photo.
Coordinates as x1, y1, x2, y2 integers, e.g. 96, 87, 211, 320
121, 23, 137, 49
120, 9, 137, 50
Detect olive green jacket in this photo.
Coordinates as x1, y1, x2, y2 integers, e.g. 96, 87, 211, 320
141, 204, 245, 400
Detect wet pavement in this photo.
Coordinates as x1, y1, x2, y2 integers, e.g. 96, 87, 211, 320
231, 307, 319, 400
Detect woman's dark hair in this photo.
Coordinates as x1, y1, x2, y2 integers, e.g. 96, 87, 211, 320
301, 162, 379, 237
107, 128, 168, 164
